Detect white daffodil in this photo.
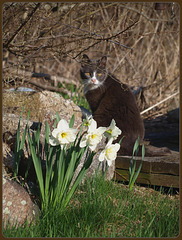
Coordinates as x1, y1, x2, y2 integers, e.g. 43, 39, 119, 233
49, 119, 77, 148
104, 119, 122, 141
80, 119, 106, 151
99, 138, 120, 166
84, 115, 95, 128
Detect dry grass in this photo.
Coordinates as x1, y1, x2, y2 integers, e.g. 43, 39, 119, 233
3, 2, 179, 118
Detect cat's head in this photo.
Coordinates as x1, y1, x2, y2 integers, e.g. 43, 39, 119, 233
80, 54, 108, 94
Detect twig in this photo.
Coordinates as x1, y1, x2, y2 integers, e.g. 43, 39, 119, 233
73, 40, 102, 59
119, 3, 176, 22
99, 20, 139, 41
20, 78, 69, 94
140, 91, 179, 115
8, 68, 78, 86
4, 3, 41, 48
62, 24, 132, 50
74, 2, 118, 22
73, 20, 139, 59
35, 3, 80, 43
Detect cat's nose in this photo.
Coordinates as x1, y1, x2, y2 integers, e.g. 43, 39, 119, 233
91, 78, 97, 84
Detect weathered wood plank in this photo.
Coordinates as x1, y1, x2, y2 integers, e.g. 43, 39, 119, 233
114, 169, 179, 188
115, 151, 179, 188
115, 151, 179, 176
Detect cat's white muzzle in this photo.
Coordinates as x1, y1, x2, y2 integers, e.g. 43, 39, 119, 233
91, 78, 98, 84
84, 79, 100, 94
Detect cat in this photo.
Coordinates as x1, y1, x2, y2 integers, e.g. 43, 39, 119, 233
80, 54, 171, 156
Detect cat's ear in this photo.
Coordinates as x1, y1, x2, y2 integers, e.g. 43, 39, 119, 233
81, 54, 90, 66
99, 56, 107, 68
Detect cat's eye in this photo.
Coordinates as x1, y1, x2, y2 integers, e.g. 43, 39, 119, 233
85, 72, 90, 76
98, 73, 102, 76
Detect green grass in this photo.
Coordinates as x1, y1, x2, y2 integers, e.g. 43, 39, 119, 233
3, 175, 179, 238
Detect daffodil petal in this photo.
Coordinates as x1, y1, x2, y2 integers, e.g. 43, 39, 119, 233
79, 137, 87, 148
99, 150, 105, 162
107, 160, 112, 166
89, 144, 97, 151
52, 128, 60, 138
112, 127, 121, 136
72, 128, 77, 133
110, 119, 116, 129
88, 119, 97, 132
57, 119, 69, 130
67, 129, 77, 142
97, 127, 107, 134
114, 143, 120, 152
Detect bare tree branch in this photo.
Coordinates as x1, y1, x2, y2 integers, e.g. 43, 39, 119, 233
20, 78, 69, 94
4, 3, 41, 48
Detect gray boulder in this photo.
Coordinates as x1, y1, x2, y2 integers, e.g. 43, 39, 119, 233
3, 176, 39, 229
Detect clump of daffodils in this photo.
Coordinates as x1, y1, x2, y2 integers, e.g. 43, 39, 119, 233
49, 116, 122, 167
